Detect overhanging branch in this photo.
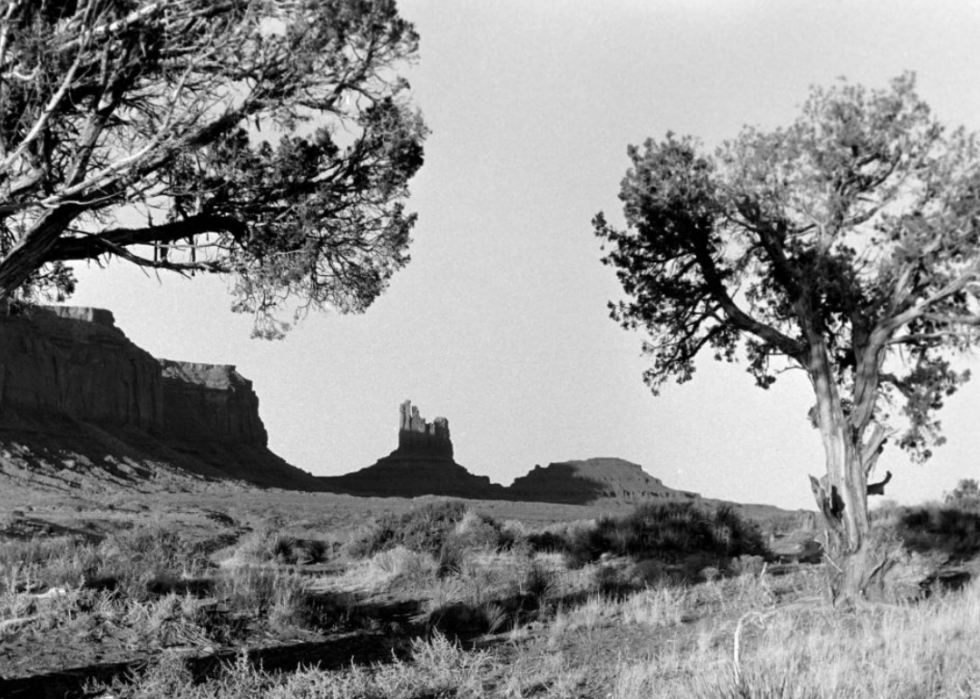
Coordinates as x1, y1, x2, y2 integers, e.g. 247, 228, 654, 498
45, 214, 248, 262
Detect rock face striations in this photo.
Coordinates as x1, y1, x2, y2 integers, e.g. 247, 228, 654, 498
318, 400, 507, 499
0, 306, 163, 431
0, 305, 320, 491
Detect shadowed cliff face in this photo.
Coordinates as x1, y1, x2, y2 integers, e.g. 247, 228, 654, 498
159, 360, 268, 445
0, 306, 164, 431
0, 305, 321, 491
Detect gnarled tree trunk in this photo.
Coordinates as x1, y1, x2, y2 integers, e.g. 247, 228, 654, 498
806, 337, 893, 605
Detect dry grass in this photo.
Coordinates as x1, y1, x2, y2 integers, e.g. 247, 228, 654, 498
611, 581, 980, 699
7, 495, 980, 698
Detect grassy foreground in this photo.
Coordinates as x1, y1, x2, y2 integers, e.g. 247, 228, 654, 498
3, 497, 980, 698
88, 573, 980, 699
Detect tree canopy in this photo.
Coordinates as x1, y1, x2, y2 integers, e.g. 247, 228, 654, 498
0, 0, 427, 337
594, 74, 980, 601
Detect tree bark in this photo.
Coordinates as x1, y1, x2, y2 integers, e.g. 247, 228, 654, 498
806, 336, 880, 605
0, 205, 81, 301
811, 418, 876, 604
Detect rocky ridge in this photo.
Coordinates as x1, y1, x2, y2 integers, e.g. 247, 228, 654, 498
0, 306, 716, 505
318, 401, 702, 505
0, 305, 320, 491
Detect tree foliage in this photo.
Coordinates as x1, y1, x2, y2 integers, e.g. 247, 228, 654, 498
595, 74, 980, 601
595, 74, 980, 462
0, 0, 427, 337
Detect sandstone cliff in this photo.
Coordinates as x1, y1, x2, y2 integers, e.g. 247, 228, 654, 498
159, 360, 267, 445
0, 305, 320, 491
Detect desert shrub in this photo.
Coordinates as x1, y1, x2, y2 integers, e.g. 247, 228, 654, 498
125, 593, 213, 650
449, 510, 510, 551
560, 503, 768, 567
293, 539, 329, 565
270, 534, 299, 564
414, 558, 513, 636
229, 530, 327, 567
897, 504, 980, 560
518, 560, 561, 615
437, 540, 466, 577
525, 528, 570, 553
215, 565, 280, 617
93, 525, 209, 598
347, 500, 471, 558
213, 567, 326, 632
436, 511, 515, 576
101, 526, 191, 571
230, 529, 295, 564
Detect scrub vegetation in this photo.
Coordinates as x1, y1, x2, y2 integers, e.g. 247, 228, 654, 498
2, 492, 979, 698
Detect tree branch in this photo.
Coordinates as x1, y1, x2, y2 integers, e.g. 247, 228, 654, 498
45, 214, 248, 262
691, 233, 806, 360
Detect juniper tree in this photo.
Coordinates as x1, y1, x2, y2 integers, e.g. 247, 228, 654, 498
0, 0, 426, 337
594, 74, 980, 603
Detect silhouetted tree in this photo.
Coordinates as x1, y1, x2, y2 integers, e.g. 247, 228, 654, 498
594, 75, 980, 604
0, 0, 426, 337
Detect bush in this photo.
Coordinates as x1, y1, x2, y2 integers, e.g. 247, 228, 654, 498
559, 503, 769, 567
897, 504, 980, 560
348, 500, 472, 559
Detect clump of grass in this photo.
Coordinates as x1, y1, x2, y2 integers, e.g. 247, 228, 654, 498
519, 559, 561, 613
96, 632, 491, 699
0, 525, 208, 602
0, 536, 101, 593
293, 539, 328, 565
620, 585, 688, 628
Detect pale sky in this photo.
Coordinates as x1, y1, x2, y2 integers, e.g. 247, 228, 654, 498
68, 1, 980, 510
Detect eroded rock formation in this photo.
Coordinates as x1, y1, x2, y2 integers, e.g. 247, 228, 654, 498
398, 400, 452, 458
319, 400, 506, 499
0, 305, 320, 491
318, 403, 707, 505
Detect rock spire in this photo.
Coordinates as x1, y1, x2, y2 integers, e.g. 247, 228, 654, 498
397, 400, 453, 458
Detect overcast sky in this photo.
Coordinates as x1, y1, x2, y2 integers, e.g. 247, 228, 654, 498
69, 1, 980, 510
